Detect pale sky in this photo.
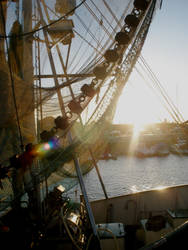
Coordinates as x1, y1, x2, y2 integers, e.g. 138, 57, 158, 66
5, 0, 187, 125
113, 0, 188, 124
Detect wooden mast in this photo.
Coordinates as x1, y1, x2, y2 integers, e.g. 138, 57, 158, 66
0, 2, 10, 128
21, 0, 36, 144
0, 2, 22, 161
0, 2, 7, 65
21, 0, 41, 215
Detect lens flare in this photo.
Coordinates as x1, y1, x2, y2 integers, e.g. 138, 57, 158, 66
44, 143, 51, 150
34, 137, 59, 156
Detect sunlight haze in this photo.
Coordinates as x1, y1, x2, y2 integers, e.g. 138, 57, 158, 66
113, 0, 188, 125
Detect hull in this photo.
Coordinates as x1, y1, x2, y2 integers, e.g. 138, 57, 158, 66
91, 184, 188, 225
91, 184, 188, 248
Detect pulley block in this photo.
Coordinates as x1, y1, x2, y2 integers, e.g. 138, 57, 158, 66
93, 66, 107, 79
54, 116, 69, 130
68, 100, 83, 114
104, 49, 119, 63
115, 31, 130, 45
124, 14, 140, 28
133, 0, 149, 11
81, 84, 96, 97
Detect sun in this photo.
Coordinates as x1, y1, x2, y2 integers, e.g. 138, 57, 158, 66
113, 79, 162, 125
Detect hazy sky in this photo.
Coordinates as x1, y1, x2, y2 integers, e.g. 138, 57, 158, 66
114, 0, 188, 124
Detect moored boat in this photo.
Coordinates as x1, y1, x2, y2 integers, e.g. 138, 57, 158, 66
170, 142, 188, 156
135, 142, 169, 158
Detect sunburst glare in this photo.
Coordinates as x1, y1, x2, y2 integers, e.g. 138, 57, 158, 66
133, 122, 145, 138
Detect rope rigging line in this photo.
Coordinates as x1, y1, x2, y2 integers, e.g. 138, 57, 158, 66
82, 0, 146, 78
102, 0, 123, 29
84, 2, 115, 41
92, 0, 133, 57
86, 0, 158, 125
34, 0, 156, 125
86, 80, 115, 125
32, 1, 138, 197
0, 0, 87, 39
37, 0, 121, 79
140, 55, 184, 122
72, 29, 103, 55
89, 0, 118, 33
36, 2, 87, 112
46, 9, 108, 199
38, 0, 108, 220
134, 65, 179, 123
69, 29, 113, 75
68, 10, 110, 74
0, 0, 162, 210
33, 0, 128, 96
69, 31, 103, 76
73, 5, 126, 75
67, 20, 93, 72
69, 49, 103, 78
79, 1, 133, 74
136, 61, 177, 121
138, 56, 183, 123
75, 13, 104, 50
82, 0, 121, 57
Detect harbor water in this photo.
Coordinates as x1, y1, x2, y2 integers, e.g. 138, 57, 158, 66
68, 154, 188, 201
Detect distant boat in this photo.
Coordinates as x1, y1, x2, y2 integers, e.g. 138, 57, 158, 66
100, 153, 117, 161
135, 142, 169, 158
170, 142, 188, 156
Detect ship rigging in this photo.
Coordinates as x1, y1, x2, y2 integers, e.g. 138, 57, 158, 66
0, 1, 163, 249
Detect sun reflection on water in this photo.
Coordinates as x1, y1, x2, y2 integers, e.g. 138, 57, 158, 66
128, 122, 146, 155
155, 186, 167, 191
130, 185, 139, 193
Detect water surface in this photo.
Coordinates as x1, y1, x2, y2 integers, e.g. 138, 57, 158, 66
68, 155, 188, 201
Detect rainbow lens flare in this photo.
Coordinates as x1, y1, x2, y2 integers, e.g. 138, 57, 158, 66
34, 137, 59, 156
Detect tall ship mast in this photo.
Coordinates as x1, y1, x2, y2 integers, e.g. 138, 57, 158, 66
0, 1, 164, 249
